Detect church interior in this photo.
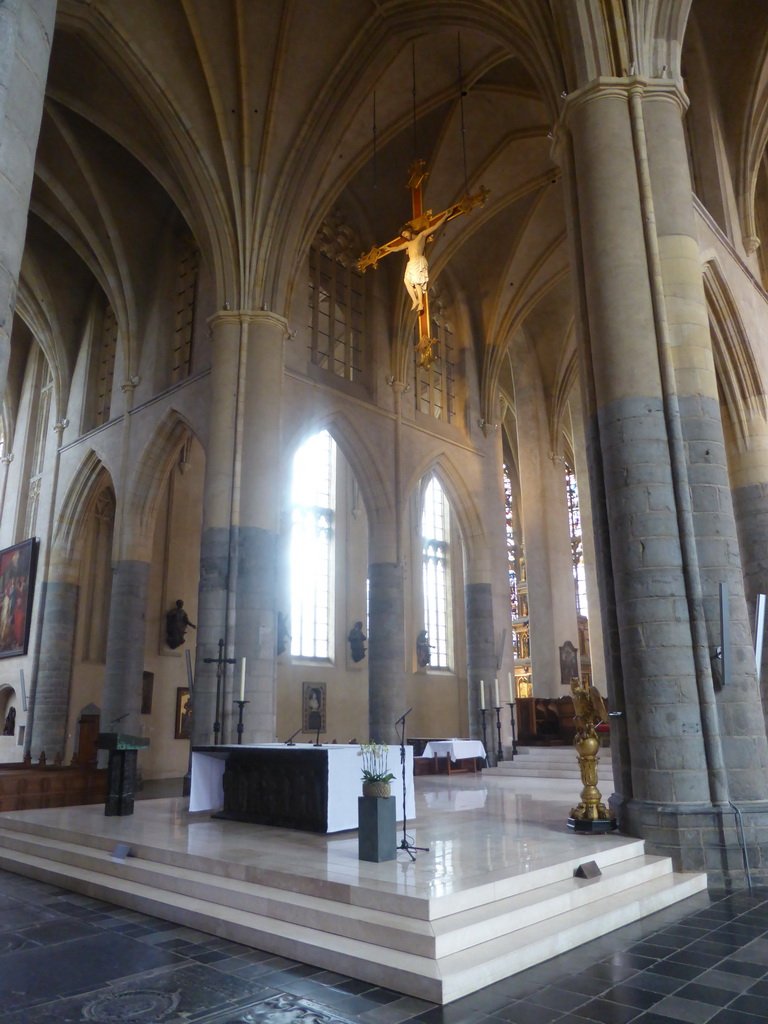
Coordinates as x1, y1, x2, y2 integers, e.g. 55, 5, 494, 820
4, 0, 768, 1010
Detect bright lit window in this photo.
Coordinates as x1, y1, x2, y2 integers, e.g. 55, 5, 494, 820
290, 431, 336, 658
565, 463, 588, 617
421, 476, 451, 669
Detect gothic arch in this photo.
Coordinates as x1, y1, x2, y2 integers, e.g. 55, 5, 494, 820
283, 411, 394, 531
703, 259, 767, 451
123, 409, 200, 560
52, 450, 114, 571
409, 453, 485, 562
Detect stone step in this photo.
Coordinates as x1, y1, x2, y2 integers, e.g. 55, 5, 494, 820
0, 825, 667, 957
0, 820, 707, 1003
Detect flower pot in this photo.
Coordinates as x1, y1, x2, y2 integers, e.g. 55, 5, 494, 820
362, 780, 391, 799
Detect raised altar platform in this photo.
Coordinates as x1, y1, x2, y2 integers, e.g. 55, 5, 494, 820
0, 775, 707, 1004
190, 743, 414, 833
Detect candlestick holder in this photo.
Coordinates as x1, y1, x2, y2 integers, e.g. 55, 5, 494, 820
506, 701, 518, 759
233, 699, 249, 744
479, 707, 489, 766
494, 705, 503, 765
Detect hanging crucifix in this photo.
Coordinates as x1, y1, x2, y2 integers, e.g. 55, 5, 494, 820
357, 159, 489, 369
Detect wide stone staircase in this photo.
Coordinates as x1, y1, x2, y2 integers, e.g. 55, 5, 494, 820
0, 808, 705, 1004
484, 744, 614, 784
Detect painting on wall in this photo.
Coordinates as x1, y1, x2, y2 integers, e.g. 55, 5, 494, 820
303, 682, 326, 734
0, 538, 39, 659
175, 687, 191, 740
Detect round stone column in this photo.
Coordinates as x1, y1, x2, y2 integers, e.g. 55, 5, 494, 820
194, 311, 242, 745
26, 549, 78, 759
367, 509, 405, 745
99, 559, 151, 742
642, 84, 768, 804
0, 0, 56, 393
564, 82, 712, 818
235, 311, 289, 743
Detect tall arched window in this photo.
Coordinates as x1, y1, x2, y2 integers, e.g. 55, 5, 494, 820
421, 476, 452, 669
290, 430, 336, 659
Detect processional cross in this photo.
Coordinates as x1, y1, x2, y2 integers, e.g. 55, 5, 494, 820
357, 159, 488, 369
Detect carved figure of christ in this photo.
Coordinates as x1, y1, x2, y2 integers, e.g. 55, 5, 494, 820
357, 160, 488, 367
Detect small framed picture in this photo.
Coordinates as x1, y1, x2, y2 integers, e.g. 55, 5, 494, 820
175, 687, 191, 740
303, 682, 326, 734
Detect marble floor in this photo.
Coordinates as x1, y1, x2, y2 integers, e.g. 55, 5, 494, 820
1, 774, 764, 1022
0, 773, 643, 904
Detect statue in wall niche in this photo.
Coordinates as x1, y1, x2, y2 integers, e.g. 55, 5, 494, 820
165, 600, 196, 649
416, 629, 433, 668
2, 706, 15, 736
348, 621, 366, 662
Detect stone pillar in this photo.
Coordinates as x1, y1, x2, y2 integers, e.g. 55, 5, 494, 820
368, 558, 405, 744
464, 424, 510, 745
99, 559, 151, 742
726, 414, 768, 716
0, 0, 56, 394
563, 78, 768, 877
513, 342, 578, 693
642, 84, 768, 807
235, 311, 289, 743
564, 82, 715, 839
26, 563, 78, 759
194, 311, 241, 745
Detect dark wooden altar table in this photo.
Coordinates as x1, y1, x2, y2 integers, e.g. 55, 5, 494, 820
189, 743, 414, 833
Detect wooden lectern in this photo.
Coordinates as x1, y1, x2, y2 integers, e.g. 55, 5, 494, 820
96, 732, 149, 816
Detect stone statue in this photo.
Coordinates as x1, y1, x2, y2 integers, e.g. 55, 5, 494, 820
348, 621, 366, 663
2, 706, 15, 736
416, 629, 433, 668
166, 599, 196, 649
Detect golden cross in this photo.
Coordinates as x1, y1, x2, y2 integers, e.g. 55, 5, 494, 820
357, 159, 489, 369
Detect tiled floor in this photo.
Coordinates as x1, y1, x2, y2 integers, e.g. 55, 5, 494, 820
1, 868, 768, 1023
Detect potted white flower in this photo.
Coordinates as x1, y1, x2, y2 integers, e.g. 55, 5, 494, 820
358, 741, 396, 798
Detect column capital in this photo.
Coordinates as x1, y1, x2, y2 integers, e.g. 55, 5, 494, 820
208, 308, 291, 341
558, 76, 688, 137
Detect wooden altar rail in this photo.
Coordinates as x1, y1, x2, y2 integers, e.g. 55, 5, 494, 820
0, 754, 105, 812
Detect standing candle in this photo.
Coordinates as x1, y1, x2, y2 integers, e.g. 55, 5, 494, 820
493, 678, 500, 707
508, 672, 514, 703
240, 657, 246, 700
480, 680, 485, 709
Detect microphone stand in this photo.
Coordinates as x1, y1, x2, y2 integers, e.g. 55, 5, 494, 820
284, 728, 302, 746
395, 708, 428, 861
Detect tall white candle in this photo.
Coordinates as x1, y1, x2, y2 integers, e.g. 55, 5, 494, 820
493, 678, 500, 707
480, 680, 485, 709
508, 672, 514, 703
240, 657, 246, 700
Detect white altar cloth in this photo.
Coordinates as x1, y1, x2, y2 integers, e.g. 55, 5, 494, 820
421, 739, 487, 762
190, 743, 414, 832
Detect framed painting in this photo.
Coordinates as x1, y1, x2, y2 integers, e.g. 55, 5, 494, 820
175, 687, 191, 740
0, 538, 39, 658
303, 681, 326, 734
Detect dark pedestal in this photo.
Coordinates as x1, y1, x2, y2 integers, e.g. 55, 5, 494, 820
358, 795, 396, 862
567, 816, 618, 834
97, 733, 149, 817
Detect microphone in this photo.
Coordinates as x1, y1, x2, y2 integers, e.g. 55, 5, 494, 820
395, 707, 413, 725
110, 713, 129, 727
284, 728, 302, 745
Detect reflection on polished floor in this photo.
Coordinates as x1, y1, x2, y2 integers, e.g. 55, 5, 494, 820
0, 771, 708, 1006
3, 772, 641, 894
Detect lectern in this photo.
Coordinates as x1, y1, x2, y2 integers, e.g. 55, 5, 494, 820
96, 732, 149, 816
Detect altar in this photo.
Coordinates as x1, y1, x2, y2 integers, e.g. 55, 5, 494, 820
190, 743, 414, 833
